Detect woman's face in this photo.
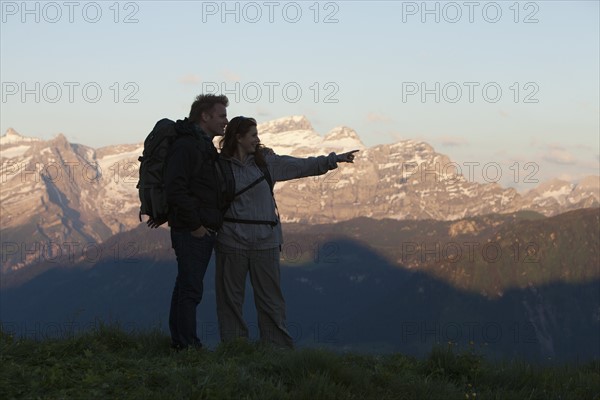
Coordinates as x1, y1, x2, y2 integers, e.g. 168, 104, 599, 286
237, 126, 260, 154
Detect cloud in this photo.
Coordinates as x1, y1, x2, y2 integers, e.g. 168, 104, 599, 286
384, 131, 404, 141
542, 147, 576, 165
222, 69, 241, 81
439, 136, 468, 147
255, 107, 271, 117
179, 74, 201, 85
367, 113, 392, 123
556, 173, 575, 182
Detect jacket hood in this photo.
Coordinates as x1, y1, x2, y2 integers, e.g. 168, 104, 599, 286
221, 153, 256, 167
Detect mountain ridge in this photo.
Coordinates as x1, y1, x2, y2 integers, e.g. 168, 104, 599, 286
1, 119, 599, 273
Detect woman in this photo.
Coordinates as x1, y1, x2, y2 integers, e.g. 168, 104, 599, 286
215, 116, 357, 348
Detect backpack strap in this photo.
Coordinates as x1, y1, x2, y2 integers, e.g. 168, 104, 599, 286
235, 175, 265, 197
258, 163, 274, 194
223, 217, 277, 226
215, 157, 235, 211
220, 161, 279, 226
258, 162, 279, 222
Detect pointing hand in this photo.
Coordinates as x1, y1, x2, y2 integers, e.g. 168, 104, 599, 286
337, 150, 359, 163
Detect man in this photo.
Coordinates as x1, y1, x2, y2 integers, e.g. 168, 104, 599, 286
165, 94, 228, 350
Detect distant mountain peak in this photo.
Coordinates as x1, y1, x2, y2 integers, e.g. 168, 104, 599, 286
324, 126, 365, 149
536, 178, 573, 190
0, 128, 41, 145
527, 179, 574, 200
258, 115, 313, 134
576, 176, 600, 190
388, 139, 434, 151
44, 133, 72, 151
5, 127, 20, 137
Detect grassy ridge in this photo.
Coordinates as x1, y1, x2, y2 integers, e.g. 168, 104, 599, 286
1, 324, 598, 399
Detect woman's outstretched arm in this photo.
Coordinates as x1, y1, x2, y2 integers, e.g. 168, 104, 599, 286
266, 150, 359, 183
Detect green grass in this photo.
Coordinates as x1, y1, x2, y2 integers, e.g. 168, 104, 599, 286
1, 325, 598, 400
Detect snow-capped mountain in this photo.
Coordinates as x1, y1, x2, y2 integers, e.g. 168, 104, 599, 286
1, 119, 598, 272
518, 176, 600, 215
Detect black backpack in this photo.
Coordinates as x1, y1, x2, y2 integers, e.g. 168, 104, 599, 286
137, 119, 275, 228
136, 118, 181, 227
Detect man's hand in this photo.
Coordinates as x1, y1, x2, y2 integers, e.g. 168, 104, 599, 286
337, 150, 359, 163
147, 216, 167, 229
261, 146, 276, 156
191, 226, 208, 238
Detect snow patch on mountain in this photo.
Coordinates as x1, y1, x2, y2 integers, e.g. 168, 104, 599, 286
258, 115, 313, 134
97, 145, 144, 173
522, 178, 598, 208
0, 128, 41, 146
575, 176, 600, 194
1, 145, 31, 159
323, 126, 365, 150
260, 129, 322, 155
260, 125, 365, 158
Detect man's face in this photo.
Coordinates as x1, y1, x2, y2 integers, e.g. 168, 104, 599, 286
204, 103, 228, 137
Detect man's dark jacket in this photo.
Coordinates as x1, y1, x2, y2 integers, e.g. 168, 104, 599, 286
165, 118, 223, 232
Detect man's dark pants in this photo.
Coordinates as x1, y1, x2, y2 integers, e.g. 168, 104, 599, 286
169, 230, 216, 349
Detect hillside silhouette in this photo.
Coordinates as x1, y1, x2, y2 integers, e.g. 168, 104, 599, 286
2, 212, 599, 363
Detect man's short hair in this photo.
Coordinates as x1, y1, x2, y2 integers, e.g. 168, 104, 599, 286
189, 94, 229, 123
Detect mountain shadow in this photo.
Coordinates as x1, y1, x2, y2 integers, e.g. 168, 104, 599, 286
1, 231, 597, 364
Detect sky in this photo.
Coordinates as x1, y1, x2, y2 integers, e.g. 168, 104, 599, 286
1, 0, 599, 191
